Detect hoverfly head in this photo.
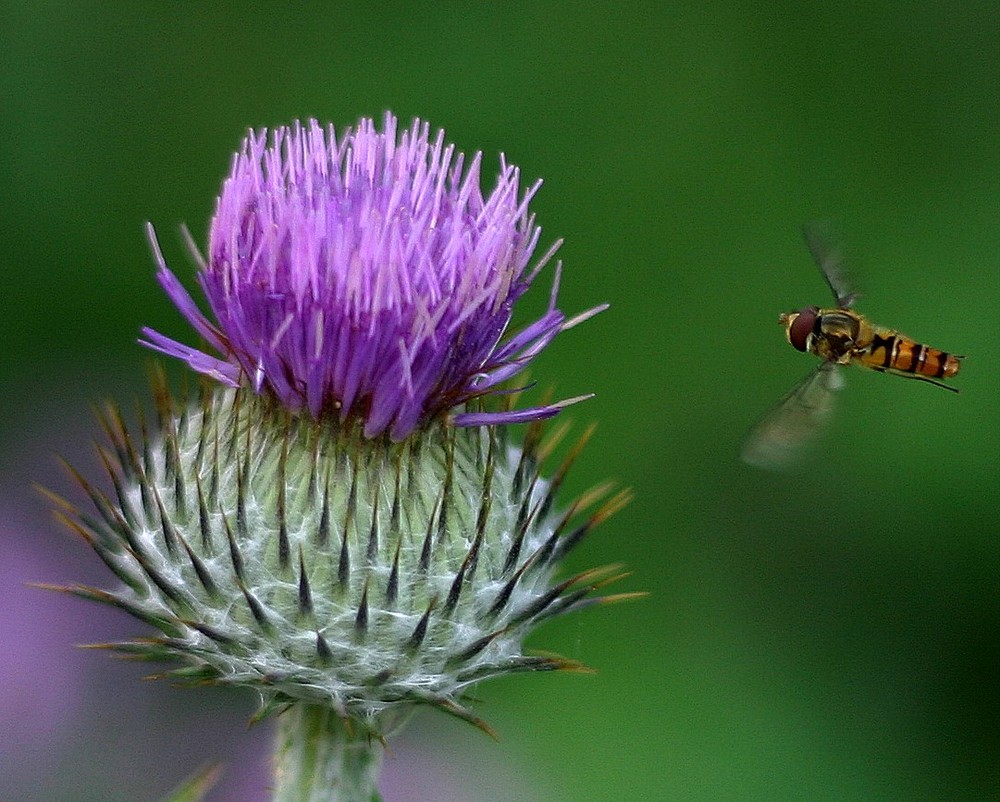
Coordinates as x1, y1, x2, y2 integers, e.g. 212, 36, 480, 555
780, 306, 820, 353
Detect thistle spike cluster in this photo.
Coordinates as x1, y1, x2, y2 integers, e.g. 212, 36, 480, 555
56, 378, 631, 733
141, 113, 604, 441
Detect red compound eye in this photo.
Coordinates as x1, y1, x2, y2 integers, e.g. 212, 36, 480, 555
788, 306, 819, 352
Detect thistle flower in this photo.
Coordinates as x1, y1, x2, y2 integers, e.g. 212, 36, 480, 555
141, 113, 603, 441
53, 115, 632, 802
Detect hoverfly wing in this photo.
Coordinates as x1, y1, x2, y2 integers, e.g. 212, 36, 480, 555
802, 222, 858, 309
741, 361, 845, 470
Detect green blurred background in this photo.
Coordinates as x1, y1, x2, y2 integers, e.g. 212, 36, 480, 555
2, 3, 997, 800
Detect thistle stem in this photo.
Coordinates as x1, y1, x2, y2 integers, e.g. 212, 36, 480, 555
272, 704, 384, 802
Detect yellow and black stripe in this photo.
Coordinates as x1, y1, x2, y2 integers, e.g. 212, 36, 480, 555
865, 331, 960, 382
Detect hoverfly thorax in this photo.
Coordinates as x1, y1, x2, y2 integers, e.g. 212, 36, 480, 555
812, 309, 867, 363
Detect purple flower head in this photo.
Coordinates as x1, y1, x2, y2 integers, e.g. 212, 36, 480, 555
142, 113, 604, 440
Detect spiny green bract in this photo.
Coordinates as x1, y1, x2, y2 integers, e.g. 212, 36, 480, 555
55, 380, 630, 735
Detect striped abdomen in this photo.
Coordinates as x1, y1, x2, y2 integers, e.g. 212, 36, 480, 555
861, 329, 961, 380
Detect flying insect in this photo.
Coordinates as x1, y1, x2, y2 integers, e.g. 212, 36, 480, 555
742, 226, 962, 469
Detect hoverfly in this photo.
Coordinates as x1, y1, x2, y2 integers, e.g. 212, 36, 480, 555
742, 224, 963, 470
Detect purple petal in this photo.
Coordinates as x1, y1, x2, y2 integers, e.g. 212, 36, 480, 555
453, 394, 596, 428
144, 223, 228, 354
139, 328, 241, 386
